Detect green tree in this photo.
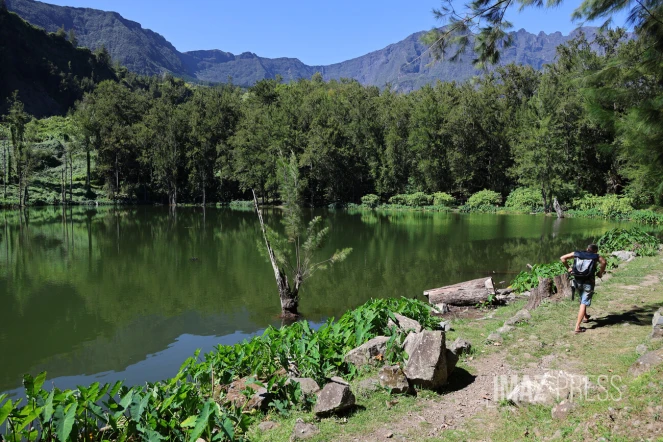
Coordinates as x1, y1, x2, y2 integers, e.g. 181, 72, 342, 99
55, 24, 66, 39
253, 153, 352, 317
5, 92, 32, 206
68, 28, 78, 47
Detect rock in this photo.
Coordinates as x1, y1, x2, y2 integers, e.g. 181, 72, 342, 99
445, 349, 459, 375
652, 308, 663, 339
225, 377, 269, 411
288, 377, 320, 395
330, 376, 349, 386
438, 321, 452, 332
344, 336, 390, 367
551, 400, 577, 419
434, 303, 450, 314
258, 421, 279, 432
497, 324, 515, 334
487, 332, 503, 344
629, 349, 663, 377
504, 309, 532, 326
402, 330, 449, 389
379, 365, 410, 394
612, 250, 636, 262
522, 291, 531, 297
392, 313, 423, 333
507, 371, 591, 406
314, 382, 356, 416
356, 377, 380, 394
291, 419, 320, 440
636, 344, 649, 356
448, 338, 472, 357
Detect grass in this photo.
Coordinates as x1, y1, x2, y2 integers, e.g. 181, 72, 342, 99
247, 254, 663, 441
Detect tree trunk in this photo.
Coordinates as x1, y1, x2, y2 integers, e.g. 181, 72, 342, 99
424, 277, 496, 306
553, 197, 564, 219
69, 152, 73, 203
525, 277, 553, 310
553, 273, 573, 299
86, 149, 91, 190
252, 188, 299, 317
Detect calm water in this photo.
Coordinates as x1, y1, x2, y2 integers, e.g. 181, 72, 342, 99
0, 207, 634, 395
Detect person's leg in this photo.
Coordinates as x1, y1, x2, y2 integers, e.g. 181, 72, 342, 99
575, 283, 593, 332
575, 304, 587, 332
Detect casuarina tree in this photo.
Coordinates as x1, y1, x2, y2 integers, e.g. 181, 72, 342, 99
253, 153, 352, 317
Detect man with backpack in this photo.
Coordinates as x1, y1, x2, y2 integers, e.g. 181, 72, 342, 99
560, 244, 607, 334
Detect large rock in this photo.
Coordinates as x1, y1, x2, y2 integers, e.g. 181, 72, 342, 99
551, 400, 577, 419
448, 338, 472, 357
629, 349, 663, 377
507, 371, 591, 406
379, 365, 410, 394
402, 330, 449, 389
225, 377, 269, 411
445, 349, 459, 375
313, 382, 356, 416
387, 313, 422, 333
344, 336, 390, 367
652, 308, 663, 339
612, 250, 636, 262
505, 309, 532, 326
288, 377, 320, 395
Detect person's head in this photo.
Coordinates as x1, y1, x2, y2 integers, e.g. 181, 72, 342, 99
587, 244, 598, 253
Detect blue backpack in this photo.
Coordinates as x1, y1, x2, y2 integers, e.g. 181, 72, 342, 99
572, 251, 599, 279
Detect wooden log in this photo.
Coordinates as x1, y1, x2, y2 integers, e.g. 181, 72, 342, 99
553, 197, 564, 219
553, 273, 573, 299
424, 277, 496, 306
525, 277, 553, 311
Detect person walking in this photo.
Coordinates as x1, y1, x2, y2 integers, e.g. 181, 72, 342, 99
560, 244, 607, 334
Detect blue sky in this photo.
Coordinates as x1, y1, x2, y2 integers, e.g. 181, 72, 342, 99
45, 0, 630, 65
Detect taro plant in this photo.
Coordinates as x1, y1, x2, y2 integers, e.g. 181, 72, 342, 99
510, 262, 567, 293
596, 227, 660, 256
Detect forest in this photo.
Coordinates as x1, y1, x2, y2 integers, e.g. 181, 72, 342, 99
1, 12, 662, 211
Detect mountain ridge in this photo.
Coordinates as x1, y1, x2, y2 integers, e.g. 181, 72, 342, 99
7, 0, 601, 90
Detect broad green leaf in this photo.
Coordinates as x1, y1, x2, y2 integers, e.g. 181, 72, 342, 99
0, 398, 13, 426
18, 407, 42, 431
187, 400, 213, 442
180, 415, 197, 428
42, 389, 55, 422
118, 389, 134, 410
219, 417, 235, 440
33, 372, 47, 393
54, 402, 77, 442
109, 380, 123, 398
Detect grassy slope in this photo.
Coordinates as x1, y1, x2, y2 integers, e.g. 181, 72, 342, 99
247, 255, 663, 441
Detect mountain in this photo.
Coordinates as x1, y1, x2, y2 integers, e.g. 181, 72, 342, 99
0, 6, 116, 116
7, 0, 597, 91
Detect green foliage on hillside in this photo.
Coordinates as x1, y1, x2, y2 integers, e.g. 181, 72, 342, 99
0, 8, 115, 116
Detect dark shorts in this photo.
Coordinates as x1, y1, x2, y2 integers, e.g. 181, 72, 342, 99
573, 280, 595, 306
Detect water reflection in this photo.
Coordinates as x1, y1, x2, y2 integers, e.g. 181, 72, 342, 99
0, 207, 633, 394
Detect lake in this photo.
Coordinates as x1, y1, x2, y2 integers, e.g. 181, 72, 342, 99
0, 206, 632, 395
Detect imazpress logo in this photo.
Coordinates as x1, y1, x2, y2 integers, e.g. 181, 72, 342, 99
493, 372, 623, 403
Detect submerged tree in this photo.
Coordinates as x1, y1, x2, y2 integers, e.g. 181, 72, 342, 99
253, 153, 352, 317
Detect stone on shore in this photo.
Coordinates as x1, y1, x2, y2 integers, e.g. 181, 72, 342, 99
288, 377, 320, 395
344, 336, 390, 367
402, 330, 449, 389
629, 349, 663, 377
612, 250, 636, 262
504, 309, 532, 326
291, 419, 320, 440
387, 313, 422, 333
448, 338, 472, 357
379, 365, 410, 394
551, 400, 577, 419
314, 382, 356, 416
652, 308, 663, 339
226, 377, 269, 411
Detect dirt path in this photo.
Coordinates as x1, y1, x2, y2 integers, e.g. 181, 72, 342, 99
342, 257, 663, 441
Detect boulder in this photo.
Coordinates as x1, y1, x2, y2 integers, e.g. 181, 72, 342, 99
445, 349, 459, 375
402, 330, 449, 389
652, 308, 663, 339
330, 376, 349, 386
448, 338, 472, 357
356, 377, 380, 394
379, 365, 410, 394
291, 419, 320, 440
504, 309, 532, 326
629, 349, 663, 377
344, 336, 390, 367
551, 400, 577, 419
258, 421, 279, 432
225, 377, 269, 411
438, 321, 452, 332
288, 377, 320, 395
387, 313, 422, 333
636, 344, 648, 355
612, 250, 636, 262
497, 325, 515, 334
487, 332, 503, 344
507, 371, 591, 406
314, 382, 356, 416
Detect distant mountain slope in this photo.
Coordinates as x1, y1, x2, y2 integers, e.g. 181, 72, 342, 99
8, 0, 599, 90
0, 7, 115, 116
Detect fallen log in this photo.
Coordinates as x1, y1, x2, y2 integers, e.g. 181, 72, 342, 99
424, 277, 496, 306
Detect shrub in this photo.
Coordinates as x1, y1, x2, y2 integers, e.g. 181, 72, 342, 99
405, 192, 433, 207
572, 194, 634, 218
596, 227, 660, 256
511, 262, 567, 293
466, 189, 502, 208
388, 194, 408, 205
433, 192, 456, 207
505, 187, 543, 212
630, 210, 663, 224
360, 194, 380, 208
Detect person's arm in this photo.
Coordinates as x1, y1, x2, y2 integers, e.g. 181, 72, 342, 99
560, 252, 575, 272
597, 256, 607, 278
